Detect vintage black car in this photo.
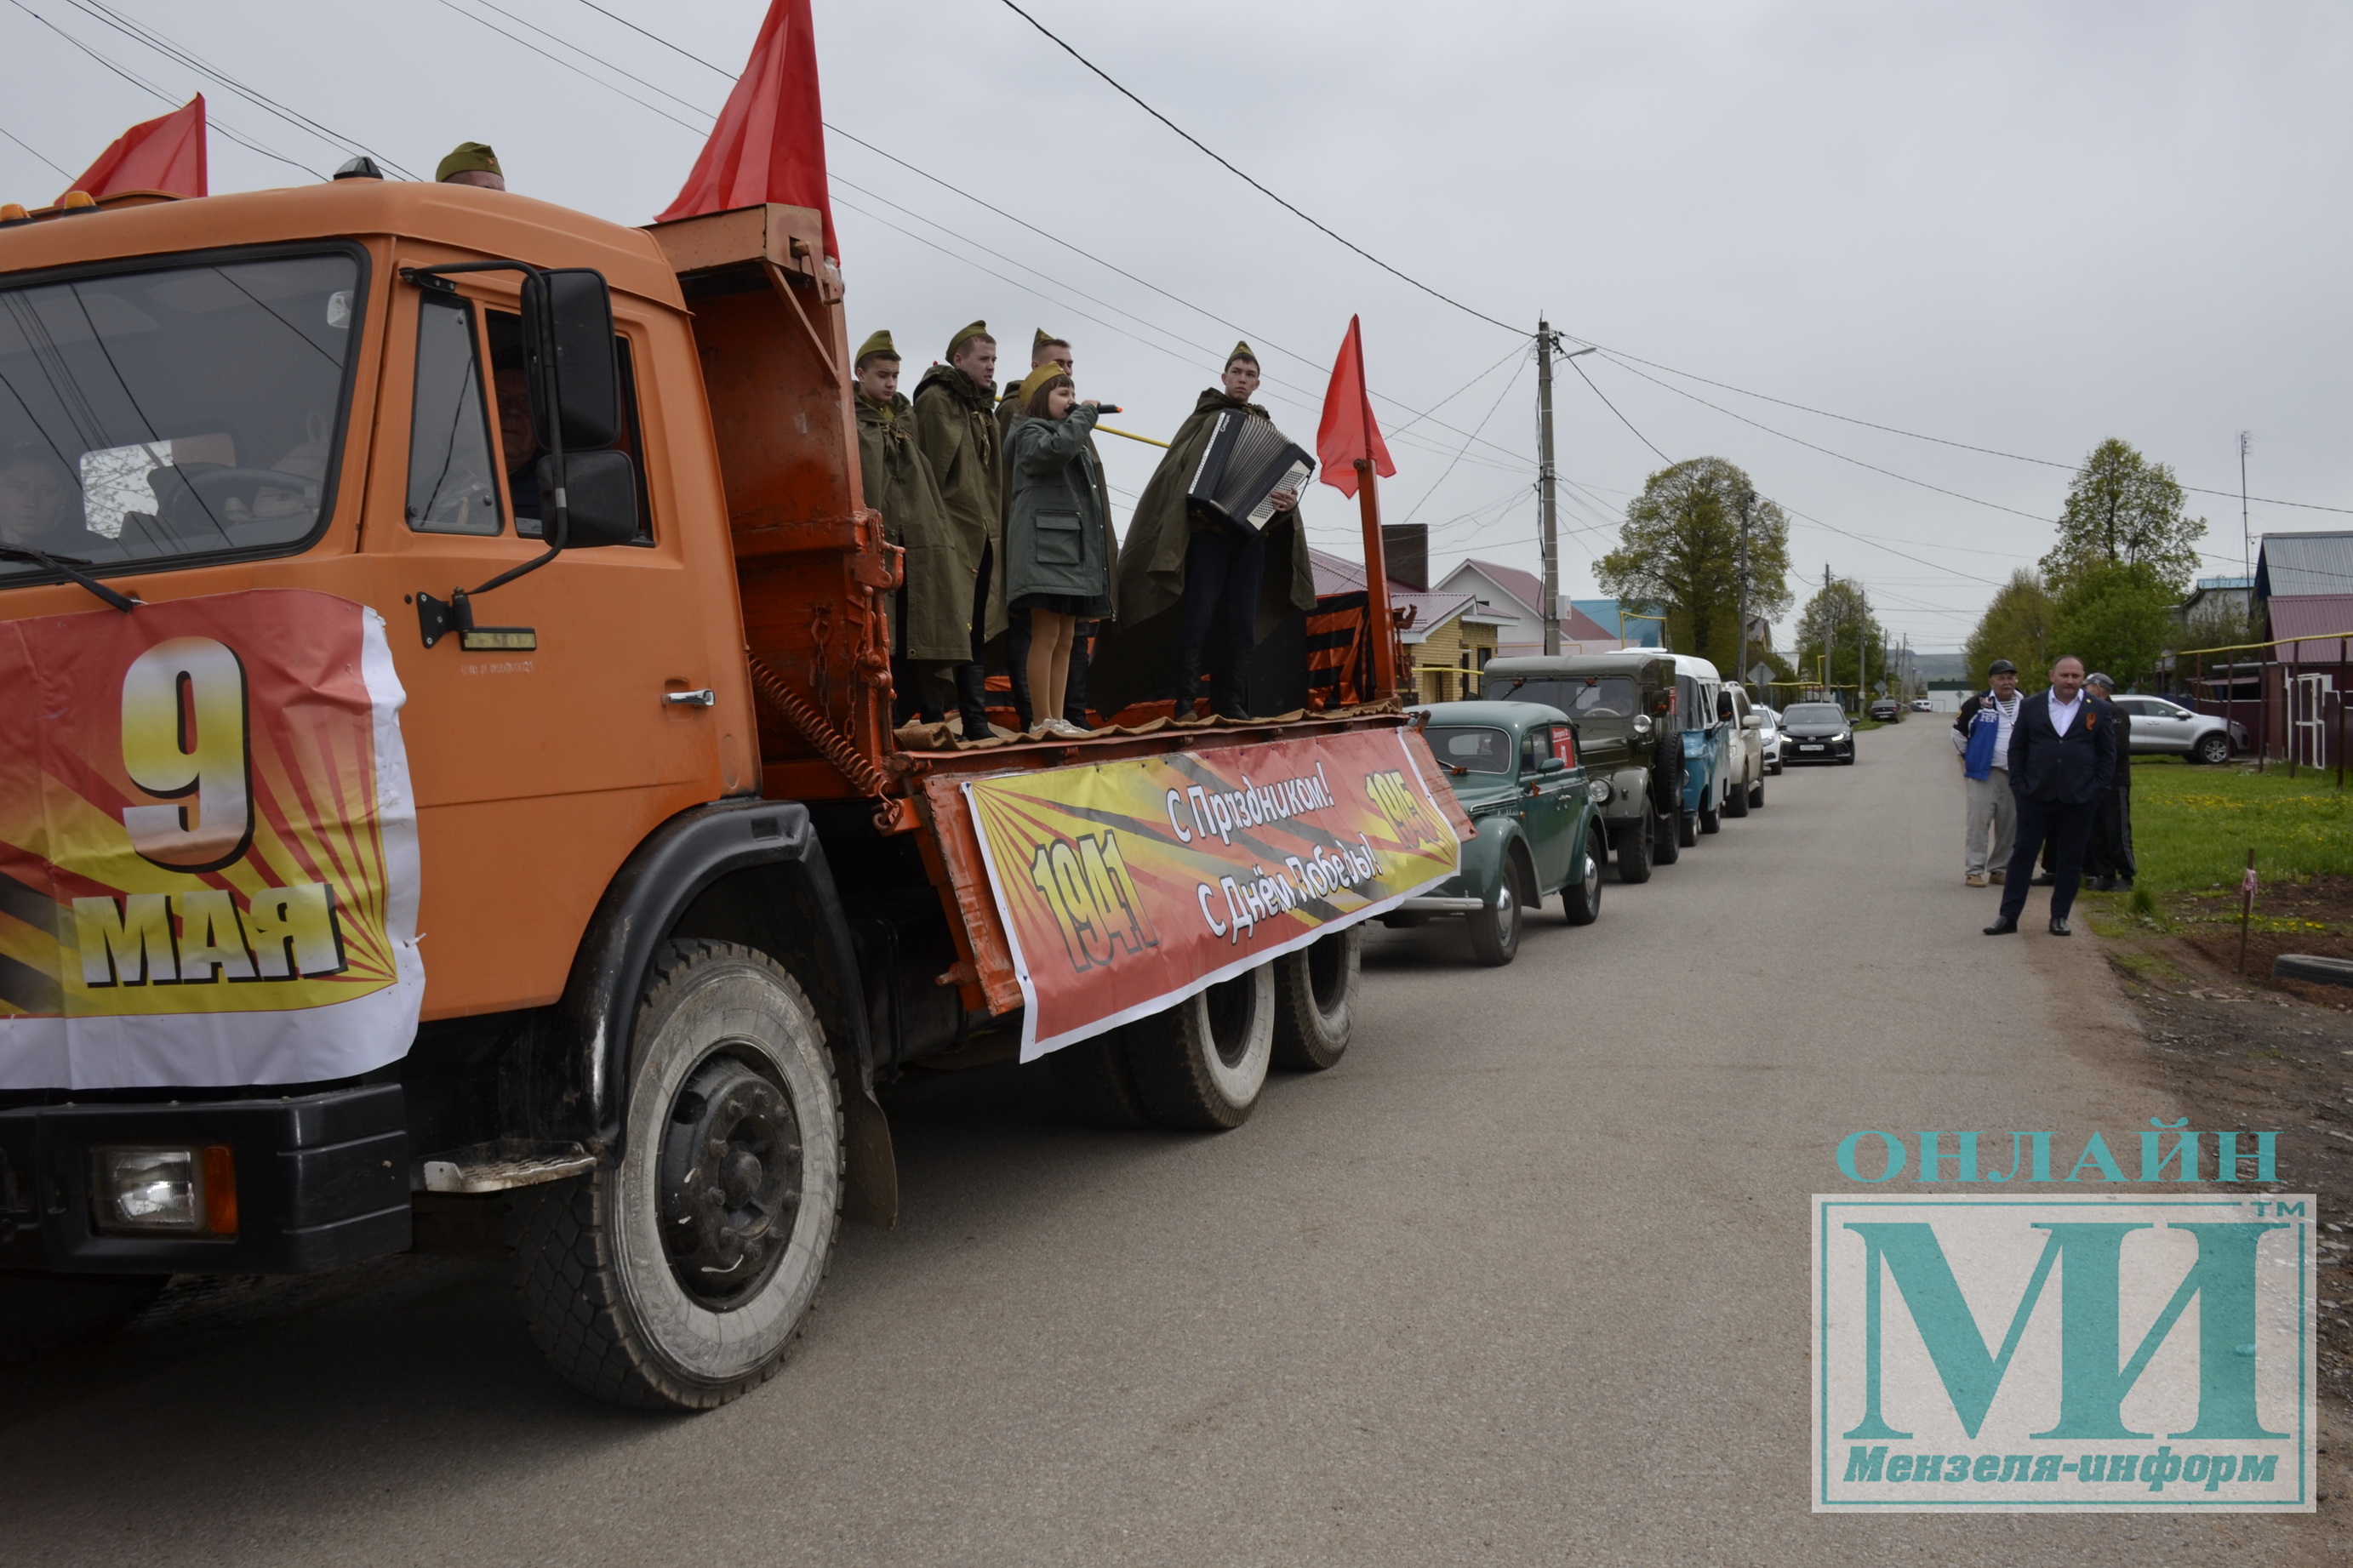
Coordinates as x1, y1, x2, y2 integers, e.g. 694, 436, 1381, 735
1481, 652, 1686, 882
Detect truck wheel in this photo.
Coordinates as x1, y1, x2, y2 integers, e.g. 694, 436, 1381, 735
1124, 961, 1276, 1130
2193, 732, 2230, 765
1723, 767, 1750, 818
1271, 925, 1362, 1072
1615, 801, 1654, 884
1048, 1035, 1154, 1127
1560, 826, 1604, 927
1467, 850, 1529, 966
0, 1273, 167, 1360
1699, 781, 1722, 834
511, 939, 843, 1411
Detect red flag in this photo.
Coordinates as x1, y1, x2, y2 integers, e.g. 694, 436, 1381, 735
64, 95, 207, 203
1315, 315, 1396, 499
656, 0, 838, 259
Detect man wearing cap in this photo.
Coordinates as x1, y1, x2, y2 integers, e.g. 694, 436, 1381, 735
911, 322, 1004, 740
1095, 344, 1311, 721
437, 142, 505, 190
2082, 672, 2137, 892
1952, 659, 2022, 887
854, 330, 962, 726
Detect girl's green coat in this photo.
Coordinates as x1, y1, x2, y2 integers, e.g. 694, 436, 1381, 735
1003, 403, 1118, 618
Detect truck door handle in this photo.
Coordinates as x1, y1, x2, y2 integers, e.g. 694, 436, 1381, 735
664, 688, 717, 707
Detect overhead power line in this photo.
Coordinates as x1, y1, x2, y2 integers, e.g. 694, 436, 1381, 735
989, 0, 1523, 336
0, 120, 72, 179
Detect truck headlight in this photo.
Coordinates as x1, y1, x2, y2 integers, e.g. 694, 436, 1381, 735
92, 1145, 237, 1235
1591, 778, 1611, 804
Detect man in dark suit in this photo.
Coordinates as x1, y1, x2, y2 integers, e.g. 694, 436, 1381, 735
2082, 672, 2137, 891
1986, 655, 2118, 937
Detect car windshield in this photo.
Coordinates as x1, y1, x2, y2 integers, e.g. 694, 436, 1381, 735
0, 251, 358, 579
1423, 725, 1514, 773
1496, 675, 1638, 719
1785, 704, 1845, 726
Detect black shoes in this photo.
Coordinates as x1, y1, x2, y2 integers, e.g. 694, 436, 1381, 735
2030, 873, 2056, 887
953, 664, 992, 742
1984, 917, 2019, 935
2049, 915, 2071, 935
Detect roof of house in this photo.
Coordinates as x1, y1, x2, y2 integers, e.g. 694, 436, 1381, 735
2256, 532, 2353, 599
1461, 559, 1544, 616
2267, 595, 2353, 653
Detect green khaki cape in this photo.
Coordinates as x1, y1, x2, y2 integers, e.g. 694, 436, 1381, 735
856, 391, 968, 663
1088, 388, 1314, 711
911, 362, 1007, 643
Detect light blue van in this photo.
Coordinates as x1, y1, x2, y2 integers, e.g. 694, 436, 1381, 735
1662, 653, 1733, 841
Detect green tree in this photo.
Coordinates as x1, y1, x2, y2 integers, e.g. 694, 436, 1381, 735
1963, 569, 2056, 686
1793, 579, 1884, 705
1596, 457, 1792, 672
2051, 562, 2177, 689
2041, 438, 2206, 593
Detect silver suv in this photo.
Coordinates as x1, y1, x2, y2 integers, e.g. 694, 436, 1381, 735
2110, 695, 2242, 765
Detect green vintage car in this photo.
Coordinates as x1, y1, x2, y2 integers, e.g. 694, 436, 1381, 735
1387, 701, 1607, 965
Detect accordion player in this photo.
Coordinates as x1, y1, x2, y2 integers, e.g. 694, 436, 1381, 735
1183, 410, 1316, 533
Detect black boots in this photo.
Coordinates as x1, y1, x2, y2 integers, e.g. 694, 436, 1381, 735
954, 664, 991, 742
1174, 652, 1203, 722
1210, 647, 1253, 721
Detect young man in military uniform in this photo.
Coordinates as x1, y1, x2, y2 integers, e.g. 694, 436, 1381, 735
911, 322, 1004, 739
1099, 344, 1308, 721
854, 331, 962, 725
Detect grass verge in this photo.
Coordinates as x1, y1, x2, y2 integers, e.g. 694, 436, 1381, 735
2122, 756, 2353, 895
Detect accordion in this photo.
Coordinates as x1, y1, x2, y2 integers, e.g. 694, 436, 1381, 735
1185, 411, 1316, 533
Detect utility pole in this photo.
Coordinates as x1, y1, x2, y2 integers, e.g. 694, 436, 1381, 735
1735, 488, 1753, 693
1857, 594, 1867, 710
1535, 323, 1594, 658
2239, 430, 2253, 587
1821, 564, 1835, 706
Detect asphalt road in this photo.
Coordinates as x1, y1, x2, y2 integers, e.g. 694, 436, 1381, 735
1, 720, 2338, 1564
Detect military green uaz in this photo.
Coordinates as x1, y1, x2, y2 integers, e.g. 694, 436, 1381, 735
1384, 702, 1607, 965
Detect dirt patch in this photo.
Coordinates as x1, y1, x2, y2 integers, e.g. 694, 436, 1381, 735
2166, 871, 2353, 988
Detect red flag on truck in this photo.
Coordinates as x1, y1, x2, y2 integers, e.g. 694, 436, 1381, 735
656, 0, 839, 259
63, 94, 207, 203
1314, 315, 1395, 499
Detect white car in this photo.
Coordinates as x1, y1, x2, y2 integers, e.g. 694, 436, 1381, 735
1756, 705, 1785, 774
2108, 695, 2242, 765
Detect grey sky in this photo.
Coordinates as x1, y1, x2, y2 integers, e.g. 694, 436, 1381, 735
3, 0, 2344, 651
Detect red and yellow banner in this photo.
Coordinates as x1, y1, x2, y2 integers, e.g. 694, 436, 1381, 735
963, 727, 1458, 1060
0, 589, 421, 1088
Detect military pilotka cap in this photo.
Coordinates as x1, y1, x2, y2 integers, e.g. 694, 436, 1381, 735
1226, 339, 1257, 366
854, 328, 898, 369
1987, 659, 2017, 676
945, 320, 991, 359
436, 141, 502, 182
1032, 328, 1061, 356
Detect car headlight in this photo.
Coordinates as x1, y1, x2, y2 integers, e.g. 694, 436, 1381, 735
1834, 733, 1850, 743
1590, 778, 1612, 804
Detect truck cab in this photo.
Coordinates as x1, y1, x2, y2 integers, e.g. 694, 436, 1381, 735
0, 181, 1468, 1403
1480, 651, 1684, 882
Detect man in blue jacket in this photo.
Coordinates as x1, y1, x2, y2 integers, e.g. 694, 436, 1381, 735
1985, 655, 2118, 937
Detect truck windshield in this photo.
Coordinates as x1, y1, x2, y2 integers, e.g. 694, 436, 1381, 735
0, 250, 358, 580
1422, 726, 1513, 773
1499, 675, 1637, 720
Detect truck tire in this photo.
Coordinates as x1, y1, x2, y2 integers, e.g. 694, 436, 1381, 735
1615, 801, 1654, 884
0, 1273, 167, 1360
511, 939, 843, 1411
1048, 1035, 1154, 1127
1723, 766, 1750, 818
1699, 778, 1722, 834
1271, 925, 1362, 1072
1467, 848, 1530, 966
1560, 825, 1604, 927
1123, 961, 1276, 1130
2193, 731, 2230, 766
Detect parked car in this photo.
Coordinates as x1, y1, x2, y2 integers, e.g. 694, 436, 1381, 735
1483, 651, 1688, 882
1779, 701, 1855, 763
1718, 681, 1766, 813
1756, 705, 1785, 775
1393, 702, 1608, 965
1664, 653, 1734, 837
2107, 694, 2242, 764
1868, 698, 1903, 722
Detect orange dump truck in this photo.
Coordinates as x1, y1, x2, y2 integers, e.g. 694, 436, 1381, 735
0, 180, 1465, 1406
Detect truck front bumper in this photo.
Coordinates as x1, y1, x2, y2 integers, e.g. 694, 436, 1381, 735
0, 1085, 409, 1275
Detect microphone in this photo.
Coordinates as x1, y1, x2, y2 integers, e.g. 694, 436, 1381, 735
1088, 402, 1122, 414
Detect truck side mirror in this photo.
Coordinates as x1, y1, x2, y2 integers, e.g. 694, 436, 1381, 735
1539, 755, 1568, 774
534, 449, 637, 547
522, 268, 621, 451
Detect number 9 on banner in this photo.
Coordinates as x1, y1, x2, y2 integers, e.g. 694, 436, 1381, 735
120, 636, 254, 871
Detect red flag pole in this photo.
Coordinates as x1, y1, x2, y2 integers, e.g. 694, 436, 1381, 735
1356, 459, 1396, 701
